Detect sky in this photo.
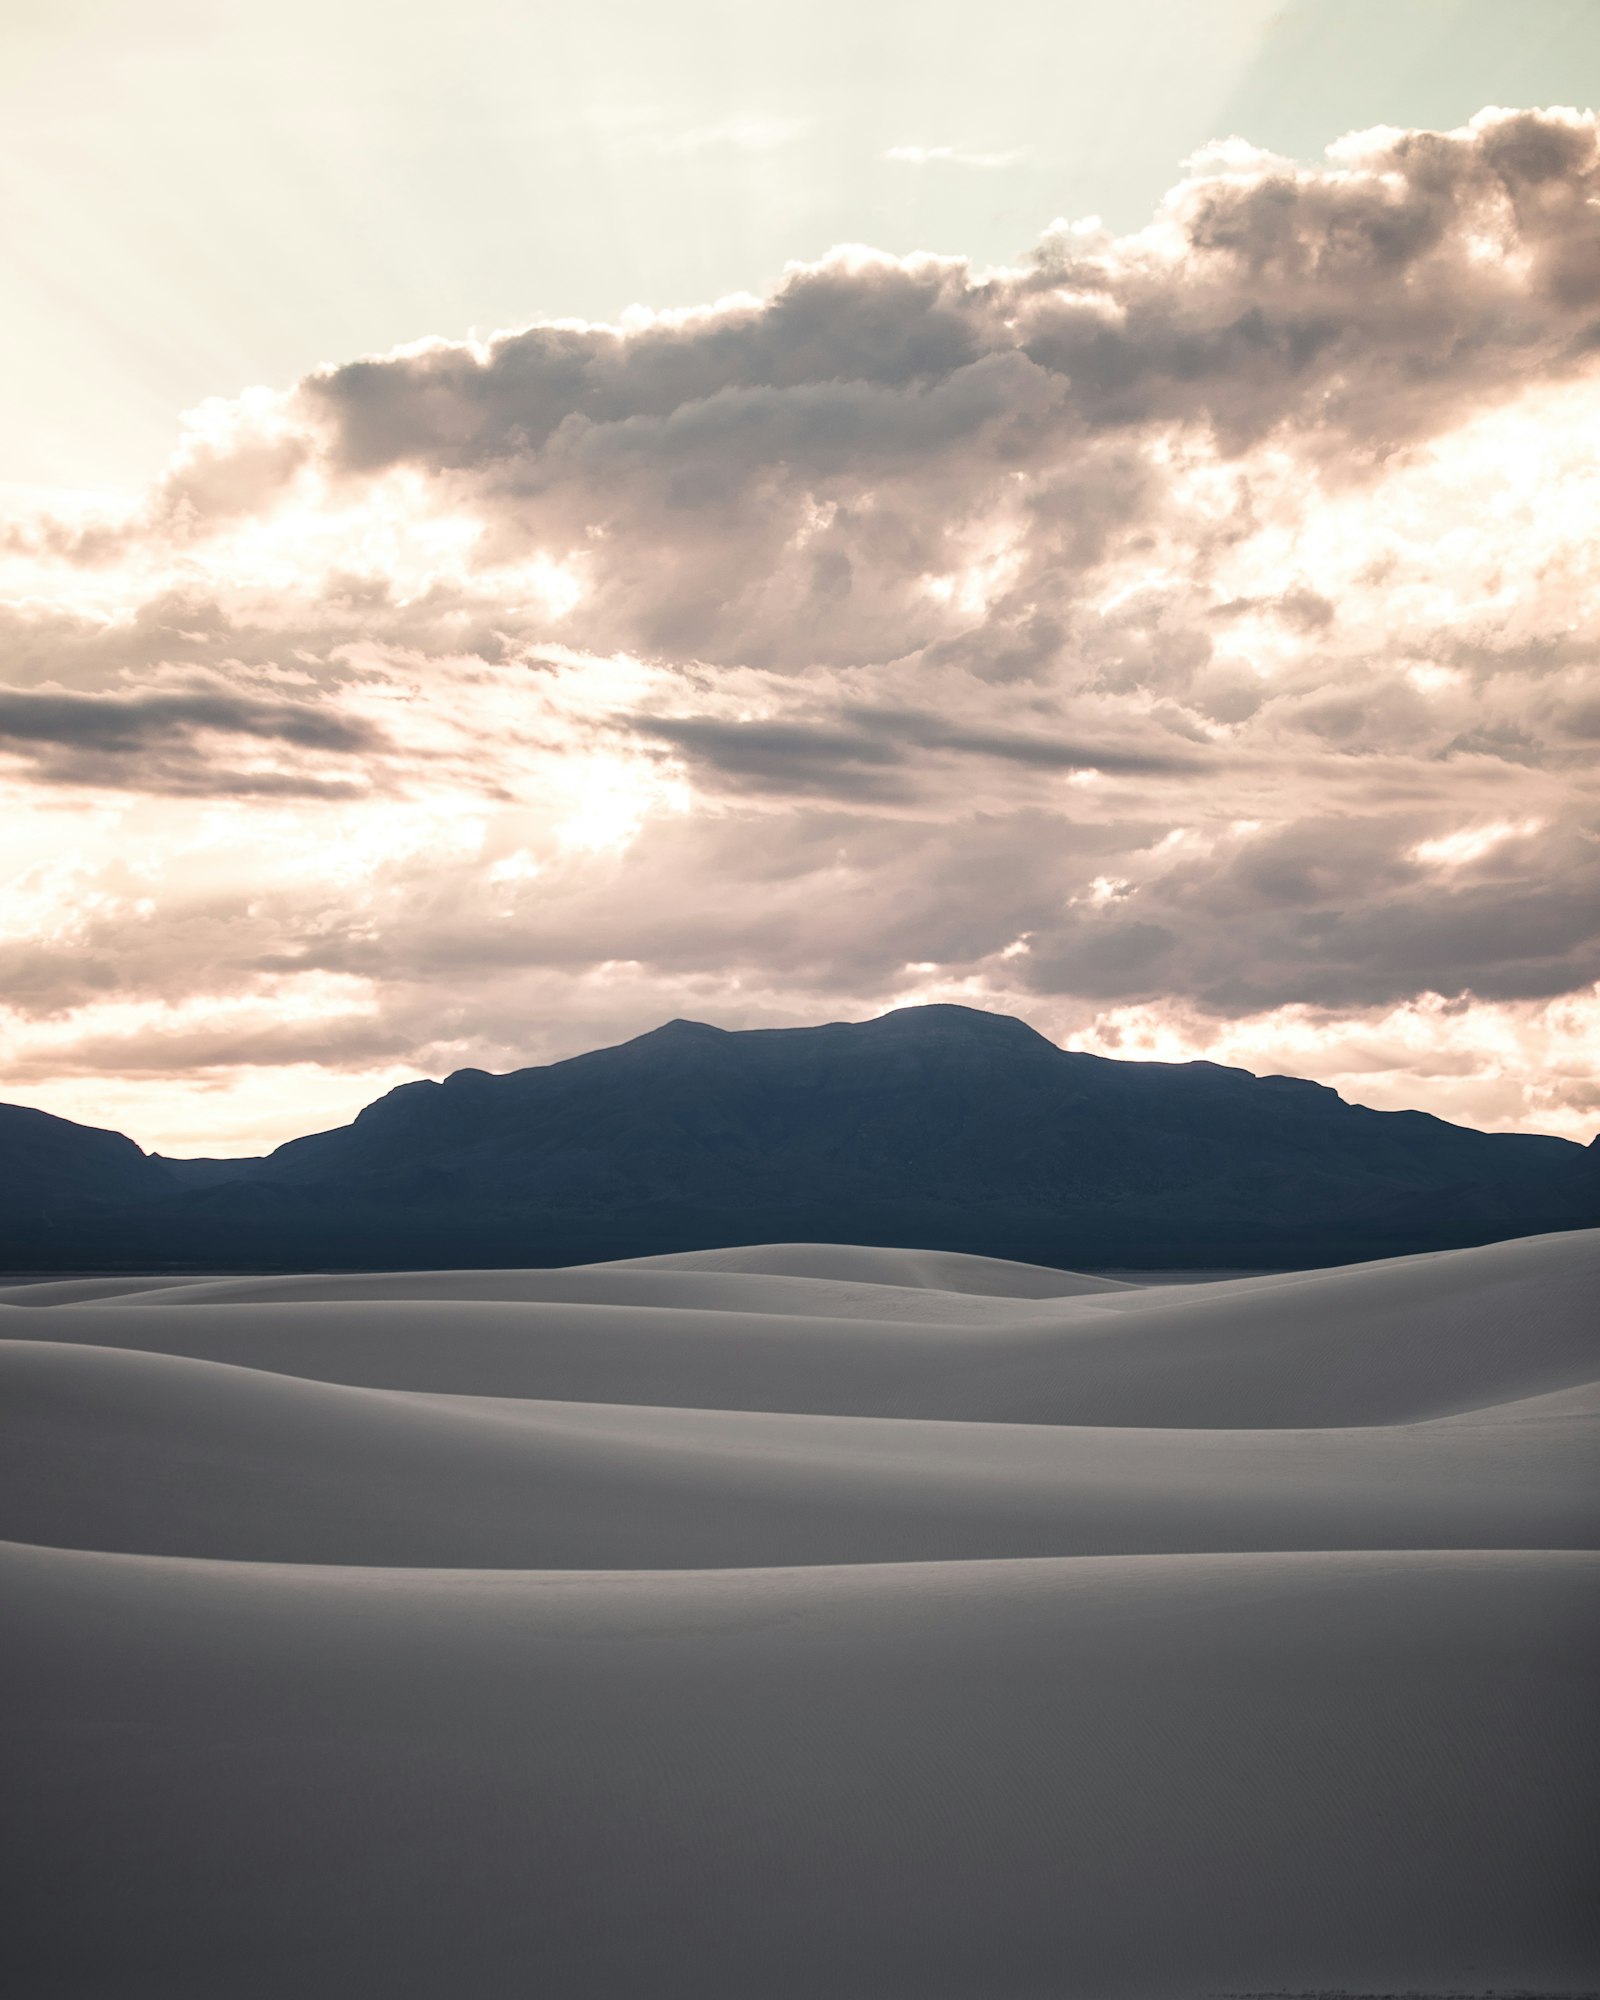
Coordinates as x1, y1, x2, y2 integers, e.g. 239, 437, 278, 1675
2, 0, 1598, 1155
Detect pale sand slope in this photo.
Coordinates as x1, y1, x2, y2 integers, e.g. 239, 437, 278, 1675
2, 1339, 1598, 1566
3, 1231, 1598, 1996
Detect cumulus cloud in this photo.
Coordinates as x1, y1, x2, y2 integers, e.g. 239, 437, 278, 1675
1, 106, 1598, 1148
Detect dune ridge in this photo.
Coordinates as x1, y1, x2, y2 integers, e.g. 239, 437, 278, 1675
5, 1229, 1598, 1997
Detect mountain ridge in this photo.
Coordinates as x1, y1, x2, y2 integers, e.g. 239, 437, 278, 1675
2, 1003, 1595, 1273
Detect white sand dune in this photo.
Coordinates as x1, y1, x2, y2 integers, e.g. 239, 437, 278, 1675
9, 1227, 1596, 1422
0, 1240, 1124, 1309
606, 1239, 1134, 1294
3, 1229, 1597, 1996
2, 1338, 1597, 1567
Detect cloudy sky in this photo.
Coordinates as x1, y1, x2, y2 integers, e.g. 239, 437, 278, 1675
3, 0, 1599, 1155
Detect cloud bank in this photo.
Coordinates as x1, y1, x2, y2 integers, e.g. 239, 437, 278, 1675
3, 107, 1598, 1152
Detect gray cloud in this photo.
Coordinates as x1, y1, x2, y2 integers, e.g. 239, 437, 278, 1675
1016, 817, 1600, 1014
840, 706, 1201, 775
0, 687, 377, 753
626, 717, 911, 801
627, 704, 1200, 798
0, 683, 387, 795
0, 581, 546, 696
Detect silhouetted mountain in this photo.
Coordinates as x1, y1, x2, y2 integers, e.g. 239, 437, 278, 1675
0, 1102, 164, 1217
2, 1005, 1597, 1272
149, 1155, 263, 1191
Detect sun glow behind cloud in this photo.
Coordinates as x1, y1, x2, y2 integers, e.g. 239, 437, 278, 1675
1062, 987, 1600, 1145
1412, 821, 1546, 870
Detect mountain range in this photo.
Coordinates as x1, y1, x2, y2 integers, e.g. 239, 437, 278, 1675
4, 1003, 1597, 1272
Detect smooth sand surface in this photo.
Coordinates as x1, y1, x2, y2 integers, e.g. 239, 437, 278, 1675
8, 1227, 1597, 1422
4, 1338, 1598, 1567
4, 1229, 1598, 1996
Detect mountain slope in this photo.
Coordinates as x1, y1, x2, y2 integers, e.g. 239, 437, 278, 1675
0, 1101, 168, 1217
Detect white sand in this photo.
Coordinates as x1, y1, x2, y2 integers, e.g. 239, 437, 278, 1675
3, 1229, 1597, 1996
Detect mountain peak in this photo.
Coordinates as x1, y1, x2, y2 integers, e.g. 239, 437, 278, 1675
853, 1003, 1057, 1047
637, 1017, 730, 1043
617, 1004, 1059, 1062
